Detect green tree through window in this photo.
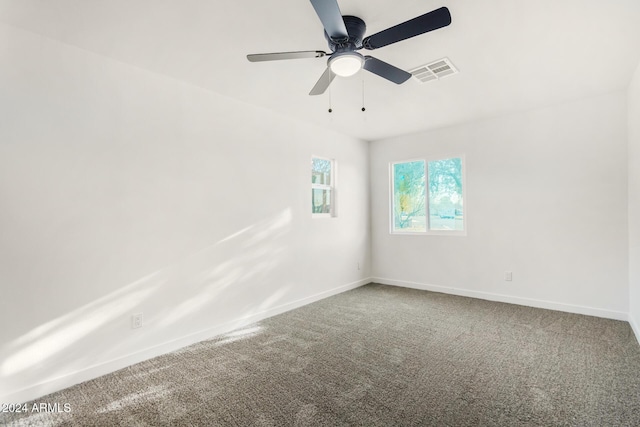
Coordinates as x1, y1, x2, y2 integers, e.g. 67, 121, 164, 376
312, 157, 333, 215
392, 157, 464, 233
393, 161, 426, 231
428, 158, 463, 231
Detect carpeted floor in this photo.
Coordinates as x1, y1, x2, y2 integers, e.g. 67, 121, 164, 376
3, 283, 640, 426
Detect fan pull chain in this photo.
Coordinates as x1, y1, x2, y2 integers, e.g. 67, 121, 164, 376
328, 86, 333, 113
361, 79, 366, 112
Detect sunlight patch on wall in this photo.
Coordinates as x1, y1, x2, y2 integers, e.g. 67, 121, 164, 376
0, 208, 296, 402
156, 208, 293, 327
1, 287, 156, 377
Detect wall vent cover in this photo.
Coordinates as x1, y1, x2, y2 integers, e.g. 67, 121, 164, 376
409, 58, 458, 83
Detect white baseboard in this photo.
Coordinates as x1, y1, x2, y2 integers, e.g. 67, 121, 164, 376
629, 313, 640, 345
372, 277, 629, 321
2, 278, 371, 405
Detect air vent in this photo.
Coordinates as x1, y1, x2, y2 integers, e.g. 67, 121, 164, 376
409, 58, 458, 83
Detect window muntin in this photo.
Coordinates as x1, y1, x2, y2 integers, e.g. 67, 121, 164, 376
391, 156, 465, 234
312, 157, 334, 216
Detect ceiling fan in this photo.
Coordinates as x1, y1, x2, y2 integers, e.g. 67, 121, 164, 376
247, 0, 451, 96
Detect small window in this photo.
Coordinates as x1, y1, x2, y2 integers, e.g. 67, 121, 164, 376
312, 157, 334, 216
391, 156, 465, 234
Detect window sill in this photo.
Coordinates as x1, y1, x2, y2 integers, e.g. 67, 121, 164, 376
312, 214, 335, 219
390, 230, 467, 237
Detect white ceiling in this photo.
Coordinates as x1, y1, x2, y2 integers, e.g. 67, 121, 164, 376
1, 0, 640, 141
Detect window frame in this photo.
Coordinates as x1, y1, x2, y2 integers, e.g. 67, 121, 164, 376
311, 156, 336, 218
389, 154, 467, 236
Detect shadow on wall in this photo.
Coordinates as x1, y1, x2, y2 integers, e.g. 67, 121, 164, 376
0, 208, 293, 400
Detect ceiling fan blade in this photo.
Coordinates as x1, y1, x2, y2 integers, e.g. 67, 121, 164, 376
247, 51, 327, 62
309, 0, 349, 40
363, 7, 451, 50
309, 67, 336, 96
363, 56, 412, 84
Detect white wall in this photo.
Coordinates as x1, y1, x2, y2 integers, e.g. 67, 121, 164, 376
370, 92, 629, 318
0, 24, 371, 403
629, 62, 640, 339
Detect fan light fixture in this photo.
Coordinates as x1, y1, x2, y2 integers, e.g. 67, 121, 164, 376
329, 52, 364, 77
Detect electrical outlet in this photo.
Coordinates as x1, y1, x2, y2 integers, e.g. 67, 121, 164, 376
131, 313, 144, 329
504, 271, 513, 281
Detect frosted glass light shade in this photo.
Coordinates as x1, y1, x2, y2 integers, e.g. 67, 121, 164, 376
329, 52, 364, 77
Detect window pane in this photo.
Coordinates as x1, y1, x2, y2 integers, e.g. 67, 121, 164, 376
312, 158, 331, 185
312, 188, 331, 214
428, 158, 463, 231
393, 161, 426, 232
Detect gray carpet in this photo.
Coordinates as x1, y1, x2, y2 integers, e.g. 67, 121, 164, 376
3, 283, 640, 426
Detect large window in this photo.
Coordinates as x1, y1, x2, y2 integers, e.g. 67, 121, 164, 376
392, 156, 465, 234
312, 157, 334, 216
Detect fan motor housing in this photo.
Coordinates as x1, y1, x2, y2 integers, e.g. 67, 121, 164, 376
325, 15, 366, 51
